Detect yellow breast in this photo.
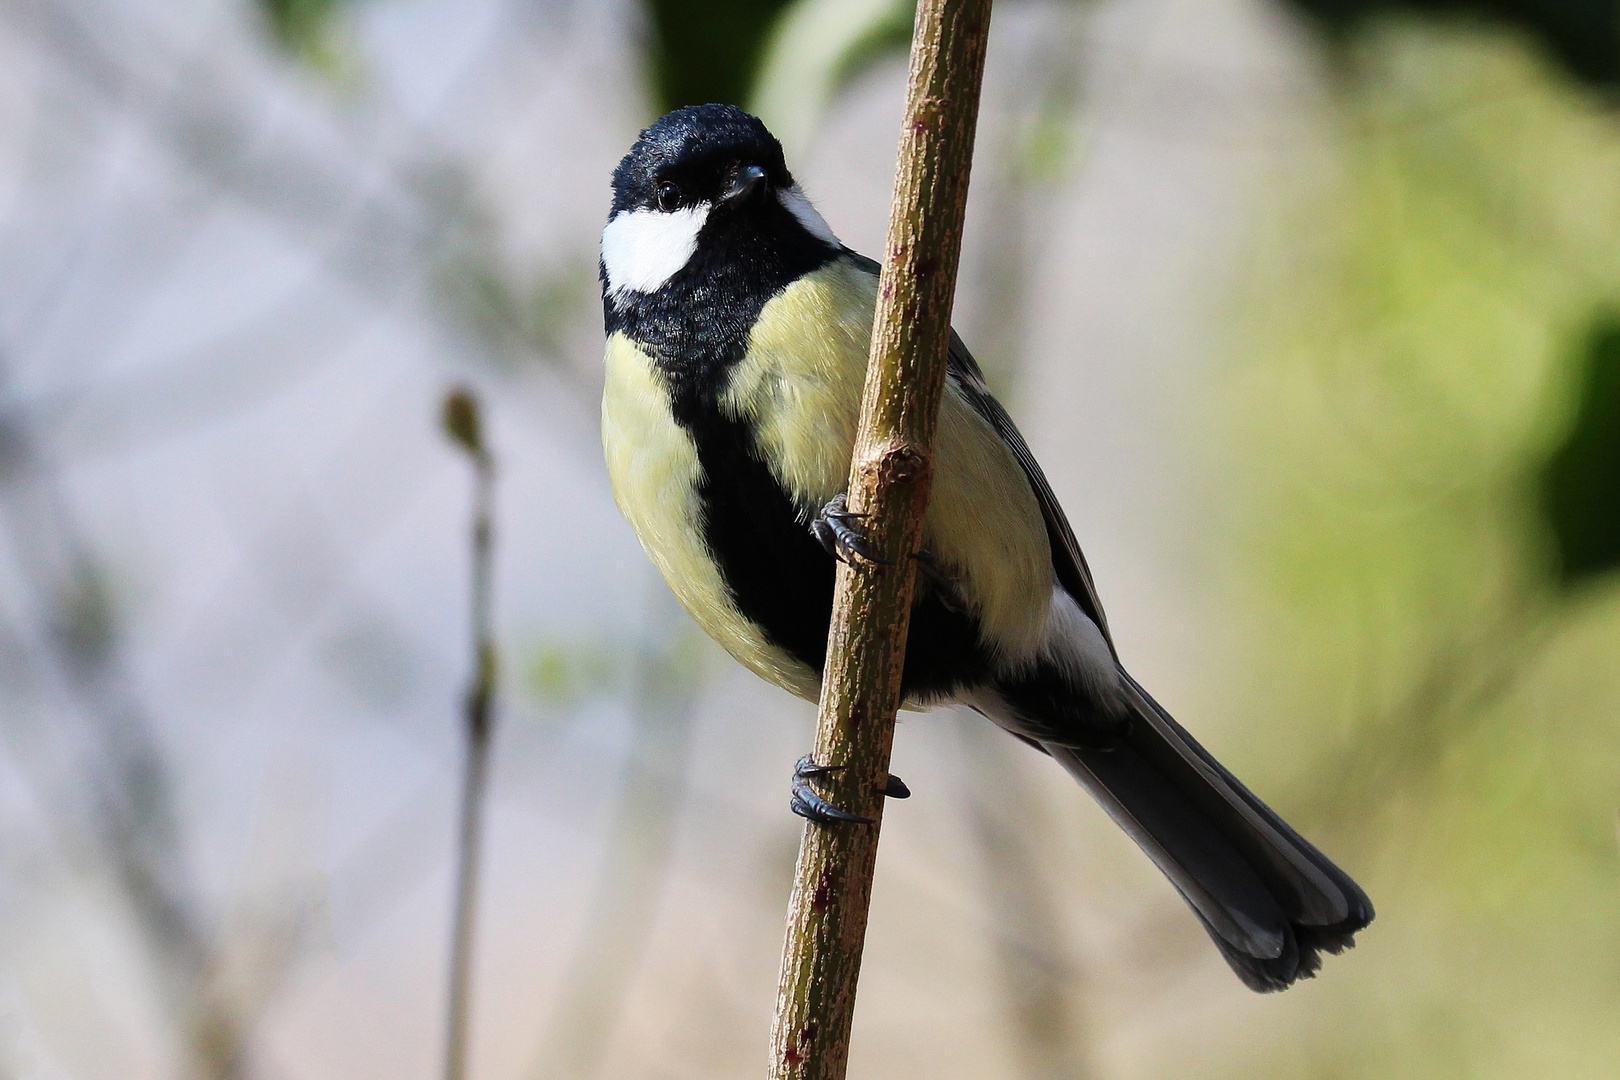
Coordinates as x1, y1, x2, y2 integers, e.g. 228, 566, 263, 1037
722, 258, 1053, 661
601, 332, 822, 700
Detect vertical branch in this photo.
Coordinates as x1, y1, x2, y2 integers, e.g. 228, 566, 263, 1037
767, 2, 994, 1078
441, 389, 497, 1080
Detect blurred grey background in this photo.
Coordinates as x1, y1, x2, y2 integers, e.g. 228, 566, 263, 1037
3, 0, 1620, 1077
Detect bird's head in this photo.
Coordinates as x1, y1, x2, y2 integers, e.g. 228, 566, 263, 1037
601, 104, 840, 302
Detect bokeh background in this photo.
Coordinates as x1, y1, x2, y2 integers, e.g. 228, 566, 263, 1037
3, 0, 1619, 1076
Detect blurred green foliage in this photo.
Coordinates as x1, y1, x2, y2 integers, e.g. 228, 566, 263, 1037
748, 0, 915, 157
824, 3, 914, 96
446, 261, 596, 367
1540, 316, 1620, 586
257, 0, 343, 64
1286, 0, 1620, 88
1221, 23, 1620, 1079
527, 641, 624, 713
644, 0, 798, 112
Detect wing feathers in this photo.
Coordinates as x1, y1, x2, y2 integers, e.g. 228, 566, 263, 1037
945, 331, 1115, 648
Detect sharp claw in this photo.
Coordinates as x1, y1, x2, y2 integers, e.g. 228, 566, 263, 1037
810, 520, 847, 564
830, 520, 889, 565
823, 499, 868, 522
811, 493, 893, 566
844, 534, 892, 566
791, 784, 875, 825
789, 756, 909, 824
793, 755, 844, 780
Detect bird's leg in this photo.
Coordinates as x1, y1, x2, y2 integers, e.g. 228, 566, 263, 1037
912, 547, 968, 613
811, 499, 966, 614
809, 492, 891, 566
800, 495, 919, 823
790, 755, 910, 826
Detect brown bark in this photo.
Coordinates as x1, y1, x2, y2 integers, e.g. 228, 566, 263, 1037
766, 2, 994, 1076
441, 388, 497, 1080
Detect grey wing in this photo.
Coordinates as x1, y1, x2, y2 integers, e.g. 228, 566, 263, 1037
838, 249, 1113, 649
945, 330, 1115, 651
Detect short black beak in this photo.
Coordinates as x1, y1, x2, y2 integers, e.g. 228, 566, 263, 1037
722, 164, 768, 205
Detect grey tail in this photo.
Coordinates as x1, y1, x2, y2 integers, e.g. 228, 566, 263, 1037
1045, 672, 1373, 991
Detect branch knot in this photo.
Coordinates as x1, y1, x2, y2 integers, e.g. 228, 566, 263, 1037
879, 444, 929, 485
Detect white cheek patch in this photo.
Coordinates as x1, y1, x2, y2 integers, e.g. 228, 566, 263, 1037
777, 185, 840, 247
600, 204, 711, 296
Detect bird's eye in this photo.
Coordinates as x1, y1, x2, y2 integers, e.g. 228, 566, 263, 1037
655, 182, 680, 212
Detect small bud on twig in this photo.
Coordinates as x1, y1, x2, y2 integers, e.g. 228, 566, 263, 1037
442, 388, 484, 458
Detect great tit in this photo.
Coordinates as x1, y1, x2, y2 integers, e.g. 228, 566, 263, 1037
599, 103, 1371, 991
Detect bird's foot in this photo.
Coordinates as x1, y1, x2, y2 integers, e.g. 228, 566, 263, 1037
810, 493, 890, 566
790, 755, 910, 826
912, 547, 968, 613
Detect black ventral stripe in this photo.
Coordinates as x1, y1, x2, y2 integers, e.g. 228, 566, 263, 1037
685, 393, 993, 701
605, 239, 993, 701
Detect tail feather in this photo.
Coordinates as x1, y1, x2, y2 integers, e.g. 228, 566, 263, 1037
1042, 676, 1372, 992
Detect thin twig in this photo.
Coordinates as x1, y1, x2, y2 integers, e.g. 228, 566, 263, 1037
767, 2, 994, 1077
441, 388, 497, 1080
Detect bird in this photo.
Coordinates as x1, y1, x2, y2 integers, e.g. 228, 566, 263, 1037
598, 102, 1372, 992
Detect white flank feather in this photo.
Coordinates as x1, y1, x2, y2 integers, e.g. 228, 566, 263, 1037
1035, 586, 1125, 707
